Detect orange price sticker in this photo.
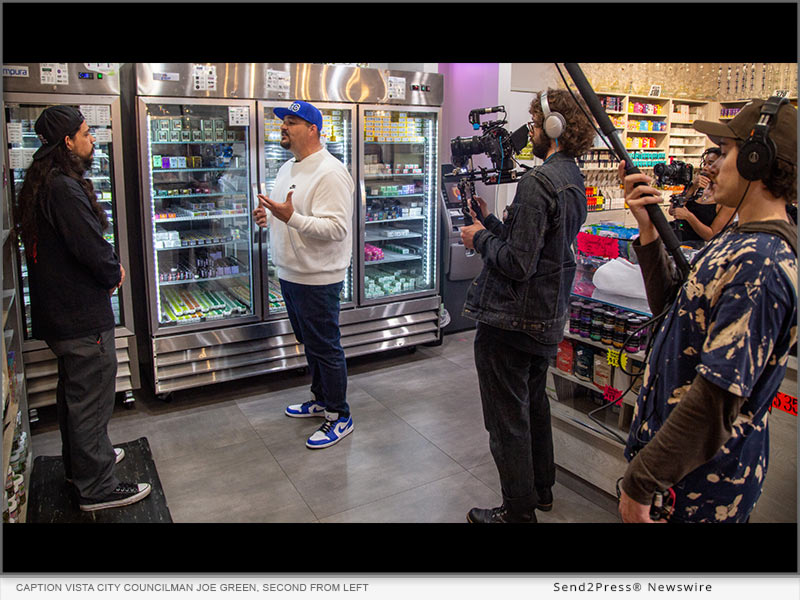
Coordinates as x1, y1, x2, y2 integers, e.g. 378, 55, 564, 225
772, 392, 797, 416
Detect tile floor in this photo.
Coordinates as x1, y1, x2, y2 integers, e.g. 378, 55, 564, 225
29, 330, 795, 523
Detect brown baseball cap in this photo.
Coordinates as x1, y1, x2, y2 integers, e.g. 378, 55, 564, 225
693, 98, 797, 166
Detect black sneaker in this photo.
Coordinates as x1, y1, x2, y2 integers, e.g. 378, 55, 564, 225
467, 505, 537, 523
536, 487, 553, 512
79, 482, 151, 512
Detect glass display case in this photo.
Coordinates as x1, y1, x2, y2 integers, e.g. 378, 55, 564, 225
4, 102, 123, 338
358, 106, 439, 304
140, 100, 258, 330
259, 102, 356, 317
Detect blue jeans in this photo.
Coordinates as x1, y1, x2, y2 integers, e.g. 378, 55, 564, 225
280, 279, 349, 418
474, 322, 555, 511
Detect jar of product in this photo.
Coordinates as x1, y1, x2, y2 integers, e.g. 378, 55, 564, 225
590, 308, 605, 341
625, 316, 642, 353
579, 303, 592, 338
569, 301, 582, 334
612, 327, 625, 349
601, 322, 615, 346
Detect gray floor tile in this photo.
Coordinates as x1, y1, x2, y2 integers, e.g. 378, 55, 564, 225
142, 401, 261, 462
320, 471, 500, 523
156, 438, 316, 523
242, 388, 465, 519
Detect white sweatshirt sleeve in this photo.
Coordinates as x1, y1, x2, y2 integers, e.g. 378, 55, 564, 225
285, 169, 353, 242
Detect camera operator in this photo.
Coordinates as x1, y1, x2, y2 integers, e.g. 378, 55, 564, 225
617, 98, 797, 523
668, 148, 736, 243
460, 88, 596, 523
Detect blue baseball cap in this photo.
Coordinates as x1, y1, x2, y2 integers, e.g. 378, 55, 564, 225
273, 100, 323, 131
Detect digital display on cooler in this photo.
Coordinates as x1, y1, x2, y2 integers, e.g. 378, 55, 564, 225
78, 72, 94, 80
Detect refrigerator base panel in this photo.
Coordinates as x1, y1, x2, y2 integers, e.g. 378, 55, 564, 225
23, 334, 141, 410
151, 296, 441, 394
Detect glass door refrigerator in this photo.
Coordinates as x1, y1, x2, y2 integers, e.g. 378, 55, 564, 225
357, 105, 440, 306
2, 64, 139, 417
134, 71, 262, 395
257, 101, 357, 318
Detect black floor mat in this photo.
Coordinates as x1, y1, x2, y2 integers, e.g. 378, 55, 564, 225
26, 437, 172, 523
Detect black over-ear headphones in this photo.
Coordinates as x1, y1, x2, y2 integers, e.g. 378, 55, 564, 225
737, 96, 789, 181
540, 90, 566, 140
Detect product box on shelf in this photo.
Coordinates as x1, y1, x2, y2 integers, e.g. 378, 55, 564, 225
556, 339, 573, 373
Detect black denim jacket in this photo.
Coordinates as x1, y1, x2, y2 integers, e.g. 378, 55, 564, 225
463, 152, 587, 345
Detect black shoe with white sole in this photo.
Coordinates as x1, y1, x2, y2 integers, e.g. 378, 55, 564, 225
79, 482, 151, 512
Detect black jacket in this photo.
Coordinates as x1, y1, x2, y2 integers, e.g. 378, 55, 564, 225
463, 152, 587, 345
28, 173, 120, 340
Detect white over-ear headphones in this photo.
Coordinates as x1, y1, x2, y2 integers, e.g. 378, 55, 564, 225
540, 90, 566, 140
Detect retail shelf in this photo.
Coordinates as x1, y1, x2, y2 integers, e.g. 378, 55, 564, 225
156, 240, 244, 251
159, 273, 249, 287
151, 140, 243, 145
365, 216, 425, 224
669, 143, 706, 147
366, 194, 425, 199
153, 168, 247, 173
154, 213, 249, 223
549, 366, 637, 408
365, 232, 423, 243
562, 328, 647, 362
153, 193, 247, 200
628, 113, 668, 118
626, 130, 667, 135
364, 173, 422, 179
364, 140, 427, 145
549, 394, 627, 446
365, 250, 423, 265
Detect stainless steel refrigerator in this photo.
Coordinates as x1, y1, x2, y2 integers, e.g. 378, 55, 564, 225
132, 63, 442, 396
2, 63, 140, 417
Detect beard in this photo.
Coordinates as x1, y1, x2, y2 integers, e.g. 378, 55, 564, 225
531, 133, 551, 160
280, 135, 291, 150
80, 152, 94, 172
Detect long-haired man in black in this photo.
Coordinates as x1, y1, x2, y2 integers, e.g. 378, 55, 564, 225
16, 106, 150, 511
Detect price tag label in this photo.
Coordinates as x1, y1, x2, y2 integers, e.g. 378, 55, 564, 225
577, 231, 620, 259
606, 349, 628, 370
772, 392, 797, 416
228, 106, 249, 126
603, 385, 623, 406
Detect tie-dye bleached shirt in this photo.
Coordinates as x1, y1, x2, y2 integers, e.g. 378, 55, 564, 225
625, 226, 797, 522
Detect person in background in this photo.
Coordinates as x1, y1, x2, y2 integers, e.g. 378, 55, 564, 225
460, 88, 596, 523
618, 98, 797, 523
253, 100, 355, 449
668, 147, 736, 243
16, 106, 151, 511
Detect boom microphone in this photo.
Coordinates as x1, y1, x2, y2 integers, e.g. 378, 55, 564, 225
562, 63, 690, 280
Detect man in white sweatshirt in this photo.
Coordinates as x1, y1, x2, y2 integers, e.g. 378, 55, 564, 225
254, 100, 355, 449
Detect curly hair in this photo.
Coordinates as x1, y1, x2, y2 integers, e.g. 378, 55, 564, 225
733, 141, 797, 205
15, 141, 108, 258
529, 88, 596, 158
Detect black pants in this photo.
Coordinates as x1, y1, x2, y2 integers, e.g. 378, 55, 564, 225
46, 328, 119, 501
474, 323, 556, 511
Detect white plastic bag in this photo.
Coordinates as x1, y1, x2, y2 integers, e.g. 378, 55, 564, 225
592, 258, 647, 299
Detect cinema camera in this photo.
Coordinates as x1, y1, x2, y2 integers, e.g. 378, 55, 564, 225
447, 107, 529, 255
654, 160, 694, 208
